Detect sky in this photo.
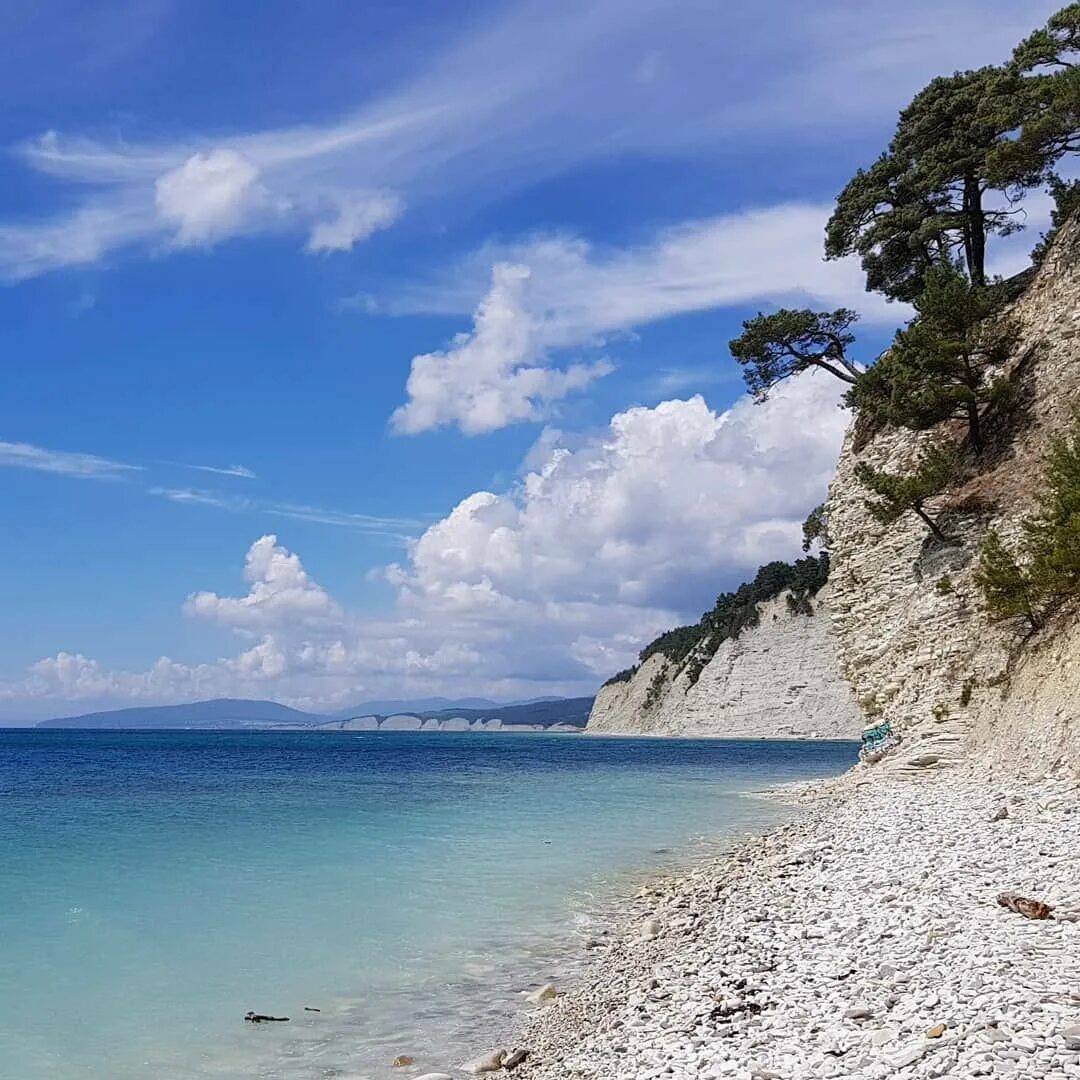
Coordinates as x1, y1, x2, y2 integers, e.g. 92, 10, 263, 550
0, 0, 1064, 722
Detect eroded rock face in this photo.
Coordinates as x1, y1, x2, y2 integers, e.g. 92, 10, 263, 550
827, 225, 1080, 778
586, 586, 861, 740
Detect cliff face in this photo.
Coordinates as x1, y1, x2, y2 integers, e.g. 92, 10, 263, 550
586, 586, 862, 739
827, 225, 1080, 777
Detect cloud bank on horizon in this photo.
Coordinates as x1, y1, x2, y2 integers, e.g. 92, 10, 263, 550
1, 374, 848, 716
0, 0, 1065, 720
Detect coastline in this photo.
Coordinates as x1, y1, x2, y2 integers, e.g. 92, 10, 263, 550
457, 766, 1080, 1079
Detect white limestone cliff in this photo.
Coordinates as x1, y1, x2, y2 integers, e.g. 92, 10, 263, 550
826, 226, 1080, 777
586, 585, 861, 739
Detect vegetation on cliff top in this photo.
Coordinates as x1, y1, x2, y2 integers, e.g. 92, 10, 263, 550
728, 4, 1080, 453
603, 555, 829, 691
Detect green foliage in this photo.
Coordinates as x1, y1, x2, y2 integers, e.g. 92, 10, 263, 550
1031, 175, 1080, 265
995, 6, 1080, 183
855, 440, 960, 542
848, 262, 1015, 450
602, 666, 637, 688
974, 418, 1080, 631
801, 503, 830, 552
973, 530, 1043, 630
643, 667, 669, 711
728, 308, 862, 401
1021, 421, 1080, 600
638, 555, 831, 688
826, 66, 1040, 299
935, 574, 955, 595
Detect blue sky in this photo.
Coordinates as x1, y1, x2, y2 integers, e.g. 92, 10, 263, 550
0, 0, 1063, 721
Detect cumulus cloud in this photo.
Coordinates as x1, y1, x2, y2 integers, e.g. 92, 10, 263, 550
184, 534, 341, 631
391, 263, 613, 435
0, 373, 851, 718
385, 203, 912, 435
392, 372, 849, 614
305, 191, 403, 253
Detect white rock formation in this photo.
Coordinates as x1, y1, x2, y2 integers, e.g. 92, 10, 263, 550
381, 713, 424, 731
587, 586, 861, 739
828, 224, 1080, 777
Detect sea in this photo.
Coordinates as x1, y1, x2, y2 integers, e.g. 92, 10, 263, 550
0, 730, 857, 1079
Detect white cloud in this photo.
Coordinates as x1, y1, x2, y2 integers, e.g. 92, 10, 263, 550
390, 204, 905, 330
0, 439, 140, 479
0, 0, 1060, 281
183, 534, 341, 631
392, 373, 848, 614
154, 149, 266, 246
387, 203, 902, 434
305, 191, 403, 253
148, 486, 424, 535
187, 463, 257, 479
391, 263, 614, 435
0, 373, 851, 718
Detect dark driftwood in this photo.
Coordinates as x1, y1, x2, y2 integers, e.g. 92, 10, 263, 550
245, 1011, 290, 1023
997, 891, 1053, 920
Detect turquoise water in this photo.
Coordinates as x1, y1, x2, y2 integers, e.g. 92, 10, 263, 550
0, 731, 856, 1079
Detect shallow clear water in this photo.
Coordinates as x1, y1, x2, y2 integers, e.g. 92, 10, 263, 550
0, 730, 856, 1078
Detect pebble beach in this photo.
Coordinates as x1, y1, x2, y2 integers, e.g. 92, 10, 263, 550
452, 770, 1080, 1080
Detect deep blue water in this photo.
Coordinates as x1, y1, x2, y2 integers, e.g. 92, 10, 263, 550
0, 731, 856, 1078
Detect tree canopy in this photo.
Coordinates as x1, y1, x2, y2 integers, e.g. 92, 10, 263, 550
826, 67, 1035, 300
728, 308, 861, 401
994, 4, 1080, 183
849, 262, 1015, 451
635, 555, 831, 687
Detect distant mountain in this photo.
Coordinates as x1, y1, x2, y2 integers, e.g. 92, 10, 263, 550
36, 698, 324, 730
35, 695, 594, 731
332, 696, 499, 717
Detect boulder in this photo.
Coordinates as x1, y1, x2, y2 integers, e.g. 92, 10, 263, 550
460, 1050, 507, 1074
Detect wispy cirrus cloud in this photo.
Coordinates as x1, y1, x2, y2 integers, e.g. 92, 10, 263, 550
0, 439, 141, 479
0, 0, 1058, 283
184, 462, 257, 479
0, 438, 418, 535
148, 487, 425, 536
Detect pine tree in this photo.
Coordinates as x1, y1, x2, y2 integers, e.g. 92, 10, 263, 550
826, 66, 1042, 299
973, 530, 1042, 630
854, 441, 959, 542
849, 262, 1015, 452
1022, 421, 1080, 600
728, 309, 861, 401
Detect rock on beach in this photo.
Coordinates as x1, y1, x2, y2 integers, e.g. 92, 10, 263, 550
507, 773, 1080, 1079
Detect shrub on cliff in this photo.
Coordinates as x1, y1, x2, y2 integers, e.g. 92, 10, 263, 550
975, 419, 1080, 629
855, 441, 960, 543
1031, 176, 1080, 265
1022, 420, 1080, 600
974, 531, 1043, 631
601, 667, 637, 688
